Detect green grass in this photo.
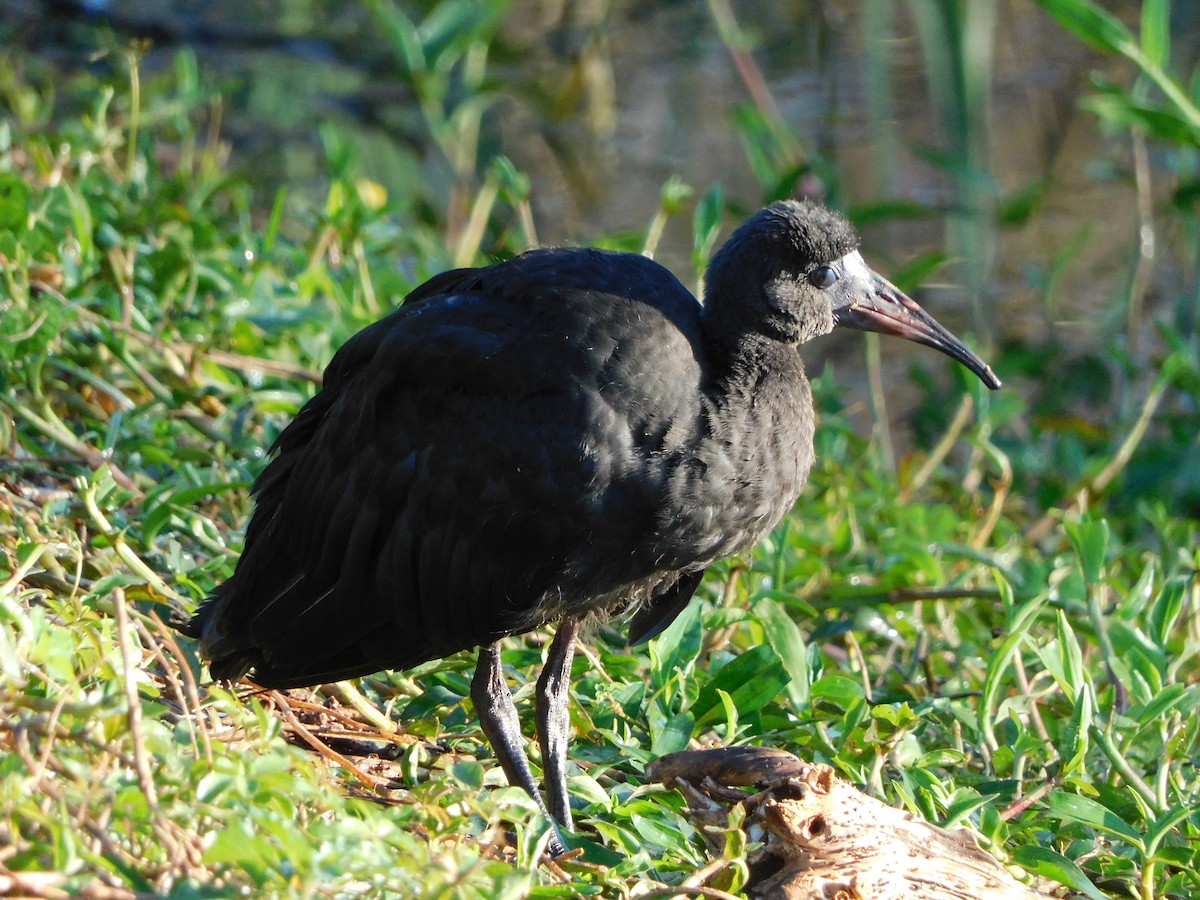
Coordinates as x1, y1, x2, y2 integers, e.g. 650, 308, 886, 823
2, 6, 1200, 898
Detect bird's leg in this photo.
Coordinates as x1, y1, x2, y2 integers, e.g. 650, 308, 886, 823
535, 619, 579, 831
471, 643, 565, 854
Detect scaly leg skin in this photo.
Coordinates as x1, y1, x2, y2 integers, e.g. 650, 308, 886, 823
471, 643, 566, 855
535, 620, 579, 832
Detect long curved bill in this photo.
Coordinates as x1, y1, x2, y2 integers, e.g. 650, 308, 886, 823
831, 252, 1001, 390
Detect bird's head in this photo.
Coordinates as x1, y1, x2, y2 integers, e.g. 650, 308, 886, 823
704, 200, 1001, 390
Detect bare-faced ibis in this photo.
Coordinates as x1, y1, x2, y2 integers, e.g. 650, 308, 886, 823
178, 201, 999, 846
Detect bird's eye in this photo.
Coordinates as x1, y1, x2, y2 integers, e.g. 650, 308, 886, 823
809, 265, 838, 289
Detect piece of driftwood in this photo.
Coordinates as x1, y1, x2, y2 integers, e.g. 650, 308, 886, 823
646, 747, 1057, 899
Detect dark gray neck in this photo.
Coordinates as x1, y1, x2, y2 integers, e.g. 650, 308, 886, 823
700, 285, 806, 398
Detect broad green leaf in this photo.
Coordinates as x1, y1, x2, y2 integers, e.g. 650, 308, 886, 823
717, 688, 739, 742
1060, 683, 1092, 776
366, 0, 426, 73
204, 819, 277, 869
1031, 0, 1136, 56
1044, 791, 1145, 847
1119, 558, 1157, 619
1110, 620, 1168, 683
980, 579, 1048, 748
914, 749, 967, 768
755, 596, 811, 708
691, 182, 725, 278
649, 710, 694, 757
886, 249, 949, 294
1150, 577, 1186, 647
1065, 518, 1109, 584
1012, 845, 1109, 900
1145, 804, 1197, 857
0, 173, 30, 233
1057, 609, 1085, 704
1082, 93, 1200, 146
649, 599, 703, 689
810, 674, 866, 710
1140, 0, 1170, 68
943, 793, 999, 828
1134, 683, 1196, 726
630, 812, 693, 853
691, 644, 789, 728
450, 759, 484, 789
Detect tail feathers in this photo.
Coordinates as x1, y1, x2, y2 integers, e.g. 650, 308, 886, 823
208, 652, 258, 684
627, 569, 705, 645
173, 583, 448, 689
169, 583, 264, 685
231, 642, 444, 691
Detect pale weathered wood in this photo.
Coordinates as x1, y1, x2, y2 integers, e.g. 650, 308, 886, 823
646, 747, 1057, 899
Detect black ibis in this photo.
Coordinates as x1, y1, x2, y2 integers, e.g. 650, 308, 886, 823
178, 200, 999, 846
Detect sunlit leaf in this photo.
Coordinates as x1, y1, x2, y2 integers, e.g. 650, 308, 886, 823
1012, 845, 1110, 900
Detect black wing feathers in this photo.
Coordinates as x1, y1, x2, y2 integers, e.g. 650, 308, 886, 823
189, 248, 713, 687
627, 568, 706, 645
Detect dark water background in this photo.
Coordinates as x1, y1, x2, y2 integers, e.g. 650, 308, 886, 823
5, 0, 1199, 427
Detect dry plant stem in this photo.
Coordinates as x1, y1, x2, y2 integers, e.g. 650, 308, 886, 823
123, 50, 141, 184
866, 332, 895, 475
637, 886, 745, 900
1011, 652, 1050, 741
454, 175, 499, 268
141, 621, 200, 758
844, 631, 872, 702
437, 834, 506, 895
1000, 779, 1054, 822
970, 446, 1012, 550
73, 297, 321, 383
0, 540, 50, 595
266, 690, 389, 790
1026, 372, 1172, 542
286, 694, 396, 734
186, 345, 321, 384
22, 746, 146, 871
574, 640, 616, 685
680, 855, 739, 891
19, 569, 95, 598
1127, 129, 1155, 356
1089, 375, 1171, 495
82, 484, 182, 601
114, 587, 159, 809
0, 395, 141, 494
643, 208, 670, 258
0, 870, 68, 899
516, 197, 538, 250
832, 586, 1003, 607
707, 0, 787, 130
5, 298, 48, 338
148, 613, 213, 764
701, 567, 744, 657
1032, 367, 1171, 540
902, 393, 974, 502
25, 696, 70, 787
352, 238, 380, 317
307, 223, 337, 271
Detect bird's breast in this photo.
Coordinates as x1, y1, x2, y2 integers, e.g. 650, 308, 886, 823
652, 369, 815, 569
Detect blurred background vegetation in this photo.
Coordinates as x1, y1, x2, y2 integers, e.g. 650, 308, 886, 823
1, 0, 1198, 897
